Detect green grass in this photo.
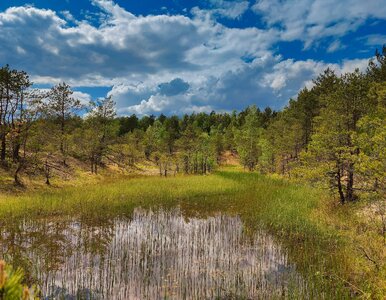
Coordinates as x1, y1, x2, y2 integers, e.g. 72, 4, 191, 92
0, 170, 383, 298
0, 172, 239, 219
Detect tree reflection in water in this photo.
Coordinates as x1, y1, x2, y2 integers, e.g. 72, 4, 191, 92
0, 208, 310, 299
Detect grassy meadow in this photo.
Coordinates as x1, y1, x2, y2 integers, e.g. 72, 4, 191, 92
0, 168, 384, 298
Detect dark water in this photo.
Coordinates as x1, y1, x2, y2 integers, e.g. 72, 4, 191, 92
0, 208, 309, 299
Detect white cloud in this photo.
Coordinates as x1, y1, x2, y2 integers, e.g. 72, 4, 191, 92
0, 3, 207, 82
73, 91, 93, 105
340, 58, 369, 74
109, 55, 370, 115
61, 10, 77, 23
327, 40, 345, 53
0, 0, 379, 115
362, 34, 386, 46
121, 95, 169, 115
252, 0, 386, 47
207, 0, 250, 19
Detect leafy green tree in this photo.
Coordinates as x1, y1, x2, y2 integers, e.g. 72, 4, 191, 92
293, 88, 320, 148
234, 106, 262, 171
112, 129, 145, 167
163, 115, 180, 153
0, 65, 14, 163
73, 97, 117, 174
368, 45, 386, 82
353, 82, 386, 197
265, 110, 303, 175
10, 90, 44, 186
117, 114, 139, 135
143, 121, 159, 160
144, 120, 174, 176
209, 126, 224, 164
303, 70, 375, 203
138, 114, 155, 131
175, 123, 200, 174
0, 65, 48, 185
0, 66, 33, 164
47, 82, 82, 164
257, 135, 275, 173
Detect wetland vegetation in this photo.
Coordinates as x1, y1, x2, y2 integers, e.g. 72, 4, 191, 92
0, 170, 385, 298
0, 44, 385, 299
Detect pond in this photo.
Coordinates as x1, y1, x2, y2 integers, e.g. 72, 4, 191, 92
0, 208, 310, 299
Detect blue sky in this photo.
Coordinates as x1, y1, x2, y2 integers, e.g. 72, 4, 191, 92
0, 0, 385, 115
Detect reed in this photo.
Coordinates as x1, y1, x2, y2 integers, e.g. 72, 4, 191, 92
0, 170, 381, 298
3, 209, 312, 299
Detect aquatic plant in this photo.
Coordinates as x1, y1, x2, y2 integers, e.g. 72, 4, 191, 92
0, 170, 382, 298
2, 209, 310, 299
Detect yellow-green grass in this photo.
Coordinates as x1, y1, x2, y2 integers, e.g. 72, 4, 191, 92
0, 170, 383, 298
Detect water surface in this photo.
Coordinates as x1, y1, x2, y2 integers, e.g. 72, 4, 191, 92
0, 208, 309, 299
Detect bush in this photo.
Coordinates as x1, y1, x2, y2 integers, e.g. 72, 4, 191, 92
0, 260, 38, 300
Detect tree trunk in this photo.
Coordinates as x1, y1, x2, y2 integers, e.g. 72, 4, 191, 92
45, 159, 51, 185
1, 133, 6, 162
12, 142, 20, 162
14, 161, 24, 187
346, 163, 355, 202
184, 156, 189, 174
281, 158, 285, 175
60, 115, 66, 165
336, 167, 345, 204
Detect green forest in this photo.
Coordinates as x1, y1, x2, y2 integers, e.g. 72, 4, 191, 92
1, 48, 385, 204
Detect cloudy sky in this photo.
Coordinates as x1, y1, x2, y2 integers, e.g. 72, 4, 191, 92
0, 0, 385, 115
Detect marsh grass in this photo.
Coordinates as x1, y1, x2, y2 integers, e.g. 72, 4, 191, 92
0, 170, 381, 298
4, 209, 313, 299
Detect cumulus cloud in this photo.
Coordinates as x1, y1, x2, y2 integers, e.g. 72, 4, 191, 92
0, 4, 203, 81
73, 91, 93, 105
110, 55, 370, 115
159, 78, 190, 96
340, 58, 370, 74
0, 0, 379, 115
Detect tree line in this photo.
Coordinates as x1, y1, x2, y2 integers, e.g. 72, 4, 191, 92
0, 47, 384, 204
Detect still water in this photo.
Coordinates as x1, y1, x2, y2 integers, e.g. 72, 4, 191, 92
0, 208, 309, 299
